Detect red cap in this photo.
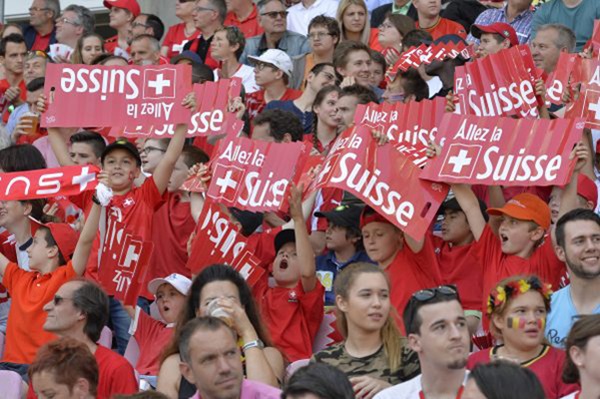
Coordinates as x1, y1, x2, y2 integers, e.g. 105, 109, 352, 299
487, 193, 551, 230
471, 22, 519, 47
104, 0, 141, 17
577, 174, 598, 209
359, 206, 392, 229
30, 218, 79, 262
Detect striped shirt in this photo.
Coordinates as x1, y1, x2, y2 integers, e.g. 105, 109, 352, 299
466, 6, 534, 45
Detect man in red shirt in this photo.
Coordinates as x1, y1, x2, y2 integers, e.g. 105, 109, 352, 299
246, 49, 302, 121
183, 0, 226, 69
413, 0, 466, 40
39, 279, 137, 398
224, 0, 263, 38
104, 0, 141, 54
23, 0, 59, 51
0, 34, 27, 124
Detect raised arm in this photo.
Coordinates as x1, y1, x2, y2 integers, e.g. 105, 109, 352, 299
451, 184, 486, 241
289, 184, 317, 292
71, 199, 101, 275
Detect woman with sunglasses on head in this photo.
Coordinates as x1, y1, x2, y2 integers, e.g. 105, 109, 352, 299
337, 0, 382, 51
71, 33, 105, 65
312, 262, 420, 399
561, 314, 600, 399
157, 264, 284, 399
467, 275, 578, 399
162, 0, 201, 59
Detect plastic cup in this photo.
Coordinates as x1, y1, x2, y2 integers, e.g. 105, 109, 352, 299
20, 112, 39, 135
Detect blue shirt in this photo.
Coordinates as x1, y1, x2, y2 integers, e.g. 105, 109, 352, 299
316, 250, 374, 306
466, 6, 534, 45
264, 100, 313, 134
545, 285, 600, 348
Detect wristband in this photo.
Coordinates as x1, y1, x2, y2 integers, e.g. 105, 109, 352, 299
92, 194, 101, 205
242, 339, 264, 352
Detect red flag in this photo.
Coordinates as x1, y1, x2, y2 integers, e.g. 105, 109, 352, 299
42, 64, 192, 127
98, 219, 155, 301
565, 59, 600, 129
420, 113, 584, 186
311, 125, 448, 240
0, 165, 99, 201
187, 201, 265, 287
206, 136, 310, 212
545, 52, 579, 106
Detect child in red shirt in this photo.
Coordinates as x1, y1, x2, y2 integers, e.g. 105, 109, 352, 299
254, 184, 324, 362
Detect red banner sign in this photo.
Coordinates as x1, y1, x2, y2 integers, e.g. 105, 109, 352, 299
311, 125, 448, 240
420, 114, 584, 186
387, 41, 474, 79
565, 59, 600, 129
454, 45, 541, 118
98, 219, 154, 301
0, 165, 99, 201
186, 201, 264, 286
545, 52, 579, 106
42, 64, 192, 127
354, 97, 446, 168
206, 137, 310, 212
108, 79, 243, 138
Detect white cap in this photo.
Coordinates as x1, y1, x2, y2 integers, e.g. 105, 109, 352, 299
248, 49, 294, 77
147, 273, 192, 296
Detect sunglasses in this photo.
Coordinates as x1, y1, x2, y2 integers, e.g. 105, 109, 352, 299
53, 295, 73, 306
405, 285, 459, 333
261, 11, 288, 19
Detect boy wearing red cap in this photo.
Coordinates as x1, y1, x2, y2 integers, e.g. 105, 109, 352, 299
470, 22, 519, 59
0, 202, 101, 375
360, 206, 441, 331
104, 0, 141, 53
549, 173, 598, 225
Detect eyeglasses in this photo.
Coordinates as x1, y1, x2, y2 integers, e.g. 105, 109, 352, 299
56, 17, 80, 26
379, 22, 394, 30
53, 295, 73, 306
142, 146, 167, 155
132, 21, 150, 29
29, 6, 50, 12
260, 11, 288, 19
254, 62, 276, 71
195, 6, 216, 12
308, 32, 333, 40
177, 0, 196, 2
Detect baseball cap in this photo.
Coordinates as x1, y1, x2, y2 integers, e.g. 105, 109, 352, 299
103, 0, 141, 17
470, 22, 519, 47
359, 206, 393, 229
248, 49, 293, 78
170, 50, 203, 65
440, 197, 490, 222
274, 229, 295, 253
29, 218, 79, 263
101, 138, 142, 166
228, 208, 263, 237
148, 273, 192, 296
315, 205, 363, 229
487, 193, 551, 230
576, 174, 598, 209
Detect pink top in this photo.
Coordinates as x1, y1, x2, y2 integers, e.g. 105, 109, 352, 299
190, 379, 281, 399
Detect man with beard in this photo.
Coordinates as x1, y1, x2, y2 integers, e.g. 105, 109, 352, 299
375, 286, 470, 399
548, 209, 600, 348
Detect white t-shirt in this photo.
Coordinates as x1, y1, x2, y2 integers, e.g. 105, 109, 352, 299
560, 392, 579, 399
374, 372, 469, 399
214, 64, 259, 94
286, 0, 339, 36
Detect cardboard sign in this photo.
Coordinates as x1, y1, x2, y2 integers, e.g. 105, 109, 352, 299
454, 45, 541, 118
109, 79, 243, 138
98, 219, 154, 300
311, 125, 449, 240
42, 64, 192, 127
206, 137, 310, 212
545, 52, 579, 106
589, 20, 600, 60
354, 97, 446, 168
565, 59, 600, 129
0, 165, 98, 201
186, 200, 265, 287
420, 114, 584, 186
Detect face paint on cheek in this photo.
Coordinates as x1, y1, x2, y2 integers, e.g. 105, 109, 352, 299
537, 318, 545, 330
506, 317, 527, 329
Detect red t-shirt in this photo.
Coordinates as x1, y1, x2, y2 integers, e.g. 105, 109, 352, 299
246, 226, 282, 270
474, 224, 566, 315
254, 279, 324, 362
246, 89, 302, 121
0, 230, 17, 309
416, 17, 467, 40
146, 193, 195, 284
224, 5, 263, 38
134, 311, 174, 375
0, 79, 27, 124
431, 235, 483, 312
467, 345, 578, 399
31, 32, 52, 51
386, 236, 442, 331
163, 23, 202, 60
104, 35, 119, 53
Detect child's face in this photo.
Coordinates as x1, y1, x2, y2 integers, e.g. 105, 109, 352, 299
0, 200, 28, 228
155, 283, 187, 323
498, 216, 542, 256
362, 222, 403, 266
441, 210, 473, 246
101, 149, 140, 192
492, 290, 547, 350
325, 224, 356, 252
27, 229, 55, 270
167, 156, 189, 193
70, 142, 100, 167
273, 242, 301, 287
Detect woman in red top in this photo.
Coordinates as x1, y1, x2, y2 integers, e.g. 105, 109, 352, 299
561, 314, 600, 399
304, 85, 342, 156
467, 275, 578, 399
336, 0, 381, 51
